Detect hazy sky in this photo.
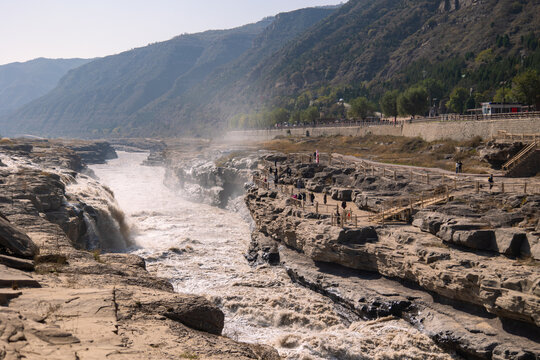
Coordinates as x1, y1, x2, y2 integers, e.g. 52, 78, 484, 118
0, 0, 341, 65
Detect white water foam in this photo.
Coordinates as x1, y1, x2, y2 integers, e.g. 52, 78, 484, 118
89, 151, 455, 360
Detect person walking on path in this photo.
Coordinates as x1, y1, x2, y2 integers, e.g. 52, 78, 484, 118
455, 161, 459, 174
323, 193, 327, 205
341, 200, 347, 210
310, 192, 315, 204
488, 174, 494, 190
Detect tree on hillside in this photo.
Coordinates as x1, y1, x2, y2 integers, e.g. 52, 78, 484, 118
301, 106, 319, 124
418, 78, 444, 101
269, 108, 289, 126
349, 97, 375, 119
446, 87, 469, 114
512, 69, 540, 108
493, 87, 515, 103
397, 86, 428, 117
380, 90, 399, 121
289, 111, 301, 124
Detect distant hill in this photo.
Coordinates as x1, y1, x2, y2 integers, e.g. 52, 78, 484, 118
235, 0, 540, 102
3, 0, 539, 138
4, 7, 336, 138
0, 58, 89, 116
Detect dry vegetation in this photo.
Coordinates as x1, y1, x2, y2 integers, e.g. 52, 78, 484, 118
262, 134, 490, 173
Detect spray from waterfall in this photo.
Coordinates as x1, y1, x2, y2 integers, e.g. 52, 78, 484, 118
67, 174, 133, 250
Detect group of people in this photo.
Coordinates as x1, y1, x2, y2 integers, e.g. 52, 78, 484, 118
292, 191, 316, 204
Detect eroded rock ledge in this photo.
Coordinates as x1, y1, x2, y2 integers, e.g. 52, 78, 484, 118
244, 153, 539, 359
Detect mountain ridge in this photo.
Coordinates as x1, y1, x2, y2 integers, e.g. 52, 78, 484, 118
0, 57, 90, 117
3, 0, 539, 137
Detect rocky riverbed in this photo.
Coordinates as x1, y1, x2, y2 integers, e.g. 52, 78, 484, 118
0, 139, 279, 359
159, 143, 539, 359
242, 152, 540, 359
1, 137, 538, 360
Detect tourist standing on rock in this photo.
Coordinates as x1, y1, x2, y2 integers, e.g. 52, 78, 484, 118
488, 174, 494, 190
316, 150, 320, 164
455, 161, 459, 174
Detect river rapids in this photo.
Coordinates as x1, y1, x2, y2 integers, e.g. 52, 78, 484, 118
89, 151, 454, 360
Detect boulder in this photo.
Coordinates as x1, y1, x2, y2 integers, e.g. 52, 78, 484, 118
528, 239, 540, 261
412, 211, 448, 234
162, 296, 224, 335
0, 216, 39, 258
246, 232, 280, 266
331, 188, 353, 201
337, 227, 378, 245
451, 230, 495, 250
305, 180, 324, 192
437, 219, 489, 241
493, 229, 527, 257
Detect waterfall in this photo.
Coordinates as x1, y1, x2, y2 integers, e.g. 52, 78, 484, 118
66, 174, 133, 251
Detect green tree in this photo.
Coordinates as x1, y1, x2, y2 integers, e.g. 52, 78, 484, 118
418, 78, 444, 101
301, 106, 319, 124
295, 93, 311, 110
466, 96, 476, 112
380, 90, 399, 121
446, 87, 469, 114
493, 87, 515, 103
269, 108, 289, 126
512, 69, 540, 108
289, 111, 301, 124
349, 97, 375, 119
397, 86, 428, 117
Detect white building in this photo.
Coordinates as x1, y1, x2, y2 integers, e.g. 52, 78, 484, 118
481, 102, 523, 115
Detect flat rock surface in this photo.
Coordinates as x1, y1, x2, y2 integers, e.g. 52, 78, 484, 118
0, 264, 40, 288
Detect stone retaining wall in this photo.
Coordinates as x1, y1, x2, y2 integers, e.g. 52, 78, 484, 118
225, 117, 540, 142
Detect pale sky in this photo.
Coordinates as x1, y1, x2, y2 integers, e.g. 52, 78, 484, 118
0, 0, 341, 65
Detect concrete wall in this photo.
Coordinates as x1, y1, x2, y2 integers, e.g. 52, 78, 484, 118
224, 117, 540, 143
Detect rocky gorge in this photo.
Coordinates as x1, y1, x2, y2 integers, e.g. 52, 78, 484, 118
0, 139, 279, 359
0, 136, 538, 359
157, 142, 539, 359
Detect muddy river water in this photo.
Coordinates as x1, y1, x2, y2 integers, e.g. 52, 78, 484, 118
89, 151, 453, 360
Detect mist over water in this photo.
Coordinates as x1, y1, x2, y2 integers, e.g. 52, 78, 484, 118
89, 151, 453, 359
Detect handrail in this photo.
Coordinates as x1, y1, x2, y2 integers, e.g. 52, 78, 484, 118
369, 191, 452, 223
502, 141, 537, 171
496, 130, 540, 142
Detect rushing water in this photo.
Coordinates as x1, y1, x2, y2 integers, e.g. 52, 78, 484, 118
89, 151, 453, 360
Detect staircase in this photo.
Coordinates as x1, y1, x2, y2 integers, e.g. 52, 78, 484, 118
369, 193, 452, 223
502, 141, 539, 177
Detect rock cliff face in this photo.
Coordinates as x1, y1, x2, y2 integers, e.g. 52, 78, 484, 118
0, 139, 279, 359
164, 144, 258, 207
243, 152, 540, 359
